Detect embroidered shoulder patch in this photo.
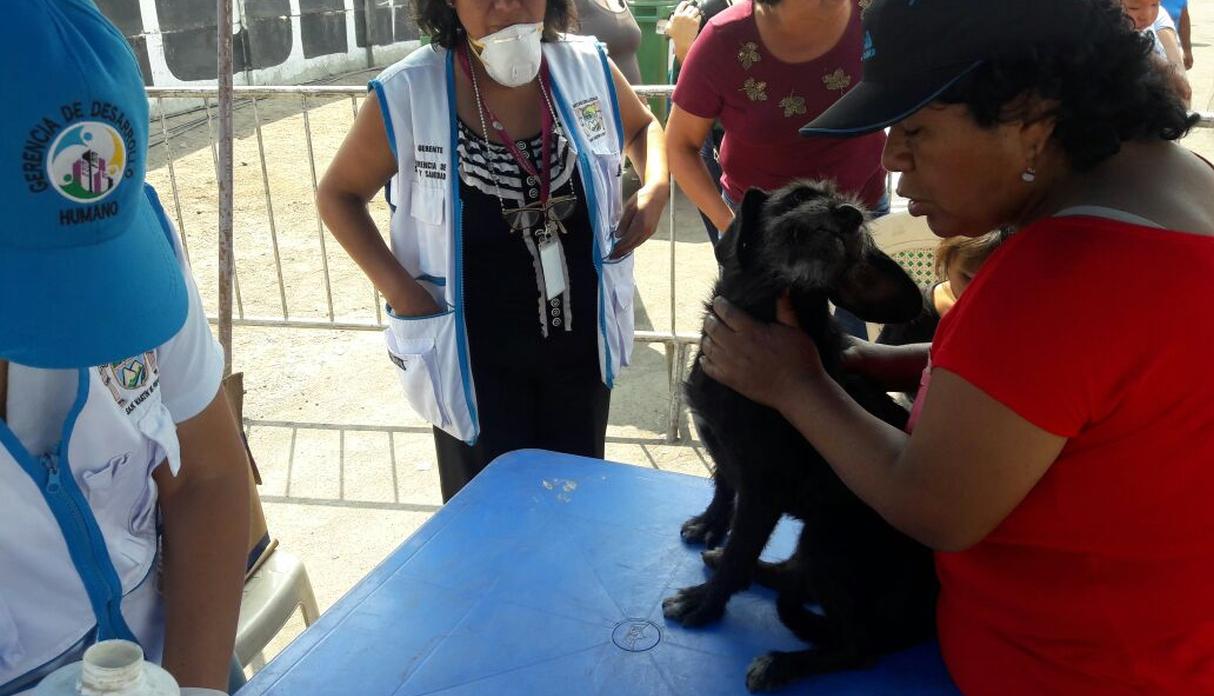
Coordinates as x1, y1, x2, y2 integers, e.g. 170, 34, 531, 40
574, 97, 608, 143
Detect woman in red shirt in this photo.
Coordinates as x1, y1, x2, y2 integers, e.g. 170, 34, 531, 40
666, 0, 886, 235
697, 0, 1214, 693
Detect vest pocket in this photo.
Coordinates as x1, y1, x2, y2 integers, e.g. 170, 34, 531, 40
410, 181, 446, 226
385, 309, 454, 430
602, 254, 636, 368
585, 144, 624, 250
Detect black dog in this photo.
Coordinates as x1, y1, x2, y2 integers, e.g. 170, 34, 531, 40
664, 182, 939, 692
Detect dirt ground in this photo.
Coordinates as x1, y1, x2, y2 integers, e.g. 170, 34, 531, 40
144, 24, 1214, 668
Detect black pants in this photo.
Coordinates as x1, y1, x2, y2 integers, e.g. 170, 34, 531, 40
432, 362, 610, 502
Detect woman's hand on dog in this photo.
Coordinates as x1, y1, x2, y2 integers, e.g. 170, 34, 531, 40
701, 293, 825, 410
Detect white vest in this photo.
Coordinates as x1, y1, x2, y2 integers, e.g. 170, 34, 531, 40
371, 36, 636, 444
0, 186, 219, 695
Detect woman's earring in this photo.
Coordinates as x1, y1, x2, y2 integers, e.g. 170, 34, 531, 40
1021, 167, 1037, 183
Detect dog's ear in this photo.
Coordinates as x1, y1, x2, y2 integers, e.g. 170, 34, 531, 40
714, 188, 769, 268
829, 246, 924, 324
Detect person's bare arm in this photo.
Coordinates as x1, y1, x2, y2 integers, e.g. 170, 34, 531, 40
666, 0, 703, 65
666, 105, 733, 233
1180, 5, 1193, 69
608, 60, 670, 259
1156, 28, 1193, 107
156, 389, 250, 691
701, 296, 1066, 551
841, 339, 931, 393
317, 92, 441, 316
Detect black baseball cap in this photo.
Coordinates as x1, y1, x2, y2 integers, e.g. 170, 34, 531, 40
800, 0, 1103, 137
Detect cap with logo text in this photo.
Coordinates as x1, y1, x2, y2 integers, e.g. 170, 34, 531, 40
0, 0, 187, 369
800, 0, 1101, 136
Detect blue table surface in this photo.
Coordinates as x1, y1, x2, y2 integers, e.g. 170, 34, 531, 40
239, 450, 961, 695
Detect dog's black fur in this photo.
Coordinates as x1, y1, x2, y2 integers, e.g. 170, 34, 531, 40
663, 182, 939, 692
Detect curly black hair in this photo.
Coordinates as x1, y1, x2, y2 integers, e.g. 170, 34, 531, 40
413, 0, 577, 48
937, 0, 1197, 172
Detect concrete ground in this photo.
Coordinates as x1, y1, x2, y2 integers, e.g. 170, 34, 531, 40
144, 11, 1214, 670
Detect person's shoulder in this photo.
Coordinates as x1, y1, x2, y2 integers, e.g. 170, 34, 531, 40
375, 44, 447, 85
549, 33, 607, 58
704, 1, 752, 35
553, 32, 601, 48
1152, 6, 1177, 31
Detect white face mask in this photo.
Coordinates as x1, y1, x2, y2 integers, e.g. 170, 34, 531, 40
470, 23, 544, 87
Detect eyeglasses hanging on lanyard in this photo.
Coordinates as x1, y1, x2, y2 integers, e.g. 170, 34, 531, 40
458, 41, 577, 245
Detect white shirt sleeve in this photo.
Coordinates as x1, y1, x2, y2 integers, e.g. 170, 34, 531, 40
155, 220, 224, 424
1153, 6, 1177, 32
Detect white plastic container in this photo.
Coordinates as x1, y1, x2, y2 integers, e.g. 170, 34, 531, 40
34, 640, 179, 696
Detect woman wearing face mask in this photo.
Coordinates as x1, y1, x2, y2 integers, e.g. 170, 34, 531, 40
318, 0, 668, 501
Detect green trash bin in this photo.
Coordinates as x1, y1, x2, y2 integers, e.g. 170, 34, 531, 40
628, 0, 678, 121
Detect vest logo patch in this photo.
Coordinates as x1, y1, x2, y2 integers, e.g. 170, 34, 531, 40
98, 351, 161, 416
574, 97, 607, 143
116, 355, 148, 389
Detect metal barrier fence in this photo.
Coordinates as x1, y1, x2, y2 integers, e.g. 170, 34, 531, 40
146, 84, 699, 442
144, 84, 1214, 444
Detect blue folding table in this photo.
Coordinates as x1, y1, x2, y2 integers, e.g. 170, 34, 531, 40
238, 450, 960, 695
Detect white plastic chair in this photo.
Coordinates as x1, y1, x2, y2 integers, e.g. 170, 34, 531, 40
223, 374, 320, 672
235, 547, 320, 670
867, 212, 941, 340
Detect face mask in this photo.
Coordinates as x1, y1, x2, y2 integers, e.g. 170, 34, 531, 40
470, 23, 544, 87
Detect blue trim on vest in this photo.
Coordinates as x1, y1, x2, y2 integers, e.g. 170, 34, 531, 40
446, 50, 480, 444
548, 71, 615, 388
0, 370, 138, 648
596, 47, 625, 149
369, 79, 398, 158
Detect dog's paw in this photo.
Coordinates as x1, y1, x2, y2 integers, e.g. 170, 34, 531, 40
701, 547, 723, 570
681, 514, 728, 547
662, 583, 726, 626
745, 652, 792, 693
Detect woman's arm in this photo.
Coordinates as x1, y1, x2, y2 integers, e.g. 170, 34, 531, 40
607, 60, 670, 259
1155, 28, 1193, 106
155, 389, 250, 691
1180, 5, 1193, 69
317, 92, 441, 316
701, 296, 1066, 551
666, 105, 733, 233
841, 339, 931, 393
666, 0, 703, 65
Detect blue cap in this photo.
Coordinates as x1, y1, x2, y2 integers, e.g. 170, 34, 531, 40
0, 0, 187, 369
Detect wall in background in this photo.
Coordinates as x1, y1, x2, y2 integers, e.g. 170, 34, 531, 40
96, 0, 422, 86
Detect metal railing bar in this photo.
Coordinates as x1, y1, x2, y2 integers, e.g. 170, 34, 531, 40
250, 97, 291, 320
155, 96, 191, 264
388, 430, 400, 504
243, 418, 703, 448
204, 95, 246, 317
301, 94, 337, 321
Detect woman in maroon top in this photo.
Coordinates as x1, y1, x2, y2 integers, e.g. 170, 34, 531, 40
667, 0, 885, 234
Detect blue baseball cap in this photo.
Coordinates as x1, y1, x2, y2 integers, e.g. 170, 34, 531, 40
0, 0, 187, 369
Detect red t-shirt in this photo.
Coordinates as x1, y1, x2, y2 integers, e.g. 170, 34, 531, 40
926, 216, 1214, 695
671, 0, 886, 206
